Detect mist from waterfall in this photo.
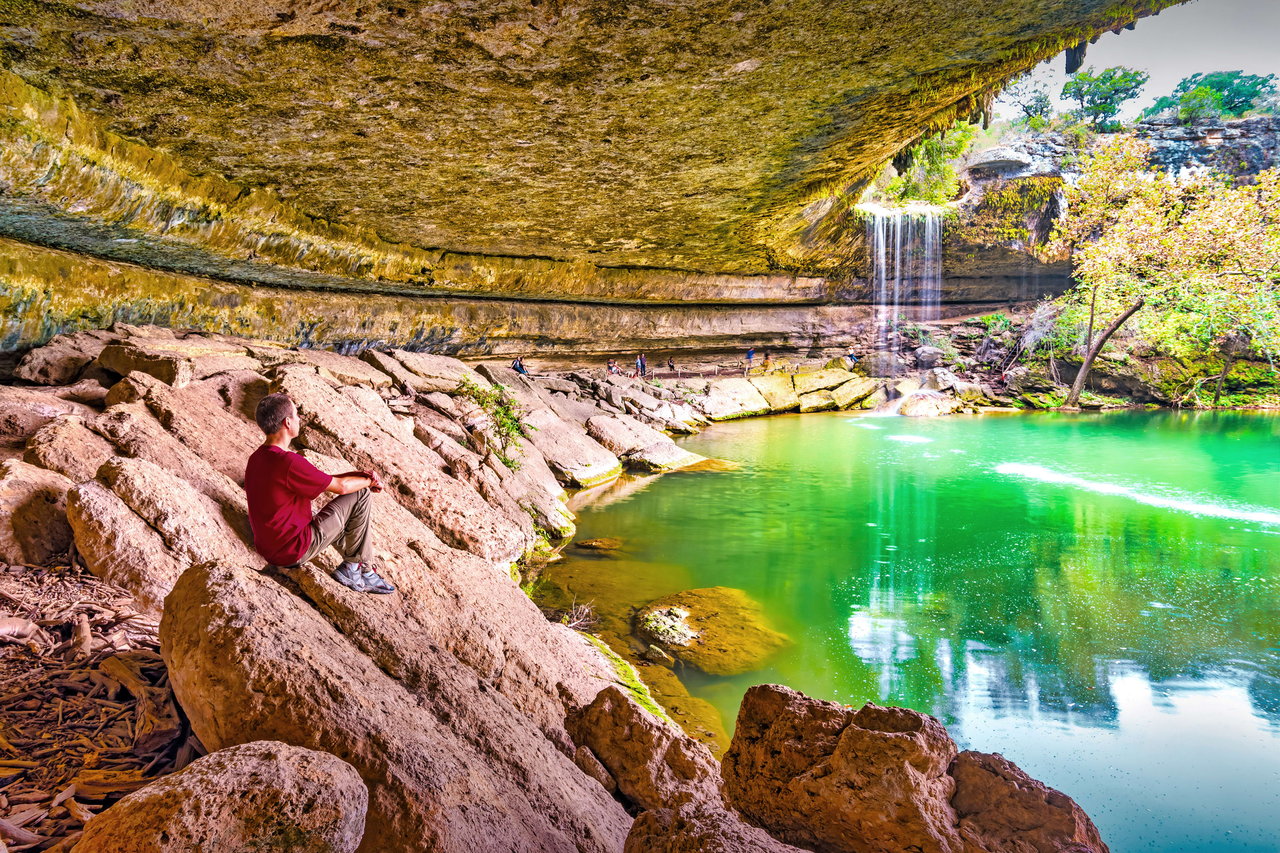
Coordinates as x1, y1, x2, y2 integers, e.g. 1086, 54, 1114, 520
861, 205, 945, 356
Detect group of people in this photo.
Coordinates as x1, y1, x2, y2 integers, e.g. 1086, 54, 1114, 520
606, 354, 676, 378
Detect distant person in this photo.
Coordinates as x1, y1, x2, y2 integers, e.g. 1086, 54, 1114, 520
636, 353, 647, 378
607, 358, 621, 375
847, 347, 860, 369
667, 356, 676, 373
745, 347, 755, 374
245, 393, 395, 594
762, 350, 772, 371
511, 356, 528, 375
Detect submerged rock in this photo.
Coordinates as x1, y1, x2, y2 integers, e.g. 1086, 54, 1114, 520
635, 587, 790, 676
575, 537, 625, 551
73, 741, 367, 853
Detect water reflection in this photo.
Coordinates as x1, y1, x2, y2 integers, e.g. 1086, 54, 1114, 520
549, 411, 1280, 852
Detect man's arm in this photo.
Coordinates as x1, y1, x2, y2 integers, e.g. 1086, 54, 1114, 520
325, 472, 374, 495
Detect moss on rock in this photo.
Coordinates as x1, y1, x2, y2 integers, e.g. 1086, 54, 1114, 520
634, 586, 791, 677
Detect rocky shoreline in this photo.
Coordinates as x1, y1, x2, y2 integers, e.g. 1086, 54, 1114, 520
0, 324, 1117, 851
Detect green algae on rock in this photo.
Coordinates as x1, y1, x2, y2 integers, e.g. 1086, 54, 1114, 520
635, 587, 791, 677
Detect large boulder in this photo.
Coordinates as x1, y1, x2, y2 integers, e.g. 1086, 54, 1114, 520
699, 378, 771, 421
73, 741, 368, 853
797, 390, 836, 413
951, 751, 1109, 853
521, 406, 622, 489
0, 459, 74, 566
66, 481, 188, 614
96, 338, 261, 388
0, 386, 97, 449
568, 687, 803, 853
898, 392, 965, 418
585, 415, 704, 473
23, 415, 117, 483
722, 685, 1110, 853
723, 685, 962, 853
830, 377, 880, 410
635, 587, 790, 676
748, 375, 800, 413
567, 685, 719, 811
13, 329, 117, 385
161, 561, 632, 853
390, 350, 491, 392
793, 368, 854, 396
626, 801, 806, 853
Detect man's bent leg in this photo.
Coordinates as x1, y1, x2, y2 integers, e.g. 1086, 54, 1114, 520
335, 487, 375, 566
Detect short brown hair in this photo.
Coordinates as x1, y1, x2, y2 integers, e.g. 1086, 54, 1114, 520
255, 393, 296, 434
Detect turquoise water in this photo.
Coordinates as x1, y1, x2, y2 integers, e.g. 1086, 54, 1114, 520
551, 410, 1280, 853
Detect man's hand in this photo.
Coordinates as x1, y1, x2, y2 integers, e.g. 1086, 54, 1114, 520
325, 471, 382, 495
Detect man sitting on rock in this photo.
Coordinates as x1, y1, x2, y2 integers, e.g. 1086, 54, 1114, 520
244, 392, 395, 594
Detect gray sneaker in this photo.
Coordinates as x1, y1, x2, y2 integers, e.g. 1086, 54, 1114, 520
332, 563, 368, 592
360, 564, 396, 595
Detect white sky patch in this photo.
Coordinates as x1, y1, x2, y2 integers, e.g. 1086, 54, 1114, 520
995, 0, 1280, 121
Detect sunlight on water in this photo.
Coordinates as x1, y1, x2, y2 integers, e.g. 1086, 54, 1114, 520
996, 462, 1280, 526
543, 410, 1280, 853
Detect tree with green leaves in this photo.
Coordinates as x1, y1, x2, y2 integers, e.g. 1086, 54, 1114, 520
1061, 66, 1150, 129
1177, 86, 1224, 121
1050, 135, 1280, 408
887, 123, 978, 205
1146, 71, 1278, 119
1001, 75, 1054, 130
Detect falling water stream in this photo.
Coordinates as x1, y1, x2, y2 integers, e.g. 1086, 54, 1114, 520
862, 204, 945, 361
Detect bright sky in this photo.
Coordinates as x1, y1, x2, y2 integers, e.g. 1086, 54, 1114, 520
996, 0, 1280, 119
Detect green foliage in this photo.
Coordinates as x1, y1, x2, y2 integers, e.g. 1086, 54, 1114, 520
1049, 135, 1280, 403
456, 376, 531, 470
1146, 71, 1278, 119
1061, 66, 1150, 129
1001, 74, 1054, 129
979, 312, 1013, 333
963, 176, 1063, 247
886, 122, 978, 205
1177, 86, 1224, 121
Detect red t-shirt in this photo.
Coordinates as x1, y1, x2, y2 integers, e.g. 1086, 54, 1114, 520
244, 445, 333, 566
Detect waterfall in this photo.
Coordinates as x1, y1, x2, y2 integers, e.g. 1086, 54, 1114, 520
862, 205, 945, 358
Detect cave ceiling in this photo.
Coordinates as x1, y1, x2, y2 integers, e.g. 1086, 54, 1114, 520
0, 0, 1182, 279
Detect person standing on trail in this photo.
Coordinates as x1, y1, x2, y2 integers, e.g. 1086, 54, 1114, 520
636, 353, 647, 378
746, 347, 756, 373
244, 393, 396, 595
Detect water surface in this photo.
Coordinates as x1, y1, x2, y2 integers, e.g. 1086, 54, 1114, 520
547, 410, 1280, 853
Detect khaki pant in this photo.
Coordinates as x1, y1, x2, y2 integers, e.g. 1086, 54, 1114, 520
292, 489, 375, 567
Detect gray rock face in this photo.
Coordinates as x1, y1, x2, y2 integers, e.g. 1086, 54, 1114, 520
1138, 116, 1280, 179
73, 741, 368, 853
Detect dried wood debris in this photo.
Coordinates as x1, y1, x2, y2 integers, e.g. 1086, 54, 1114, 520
0, 563, 197, 851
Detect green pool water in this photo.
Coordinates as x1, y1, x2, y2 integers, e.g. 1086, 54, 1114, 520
546, 410, 1280, 853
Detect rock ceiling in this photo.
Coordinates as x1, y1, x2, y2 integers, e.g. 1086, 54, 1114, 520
0, 0, 1182, 280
